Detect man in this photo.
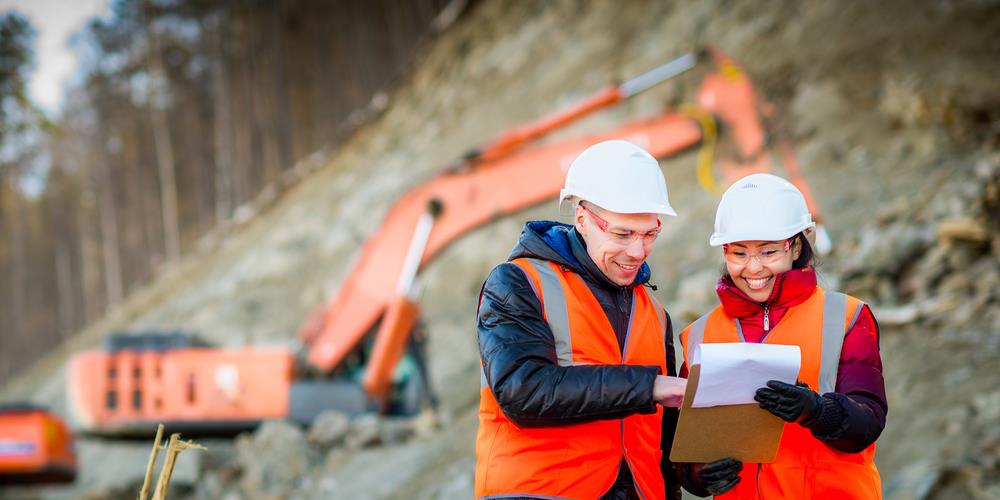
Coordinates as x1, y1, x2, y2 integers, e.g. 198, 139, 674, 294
474, 140, 690, 499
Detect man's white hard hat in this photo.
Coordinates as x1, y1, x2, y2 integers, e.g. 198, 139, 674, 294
559, 139, 677, 215
709, 173, 816, 246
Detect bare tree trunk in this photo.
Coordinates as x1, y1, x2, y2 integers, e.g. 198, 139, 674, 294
5, 179, 27, 342
48, 187, 78, 338
210, 12, 234, 224
147, 30, 182, 263
77, 180, 104, 322
96, 149, 124, 306
271, 0, 293, 173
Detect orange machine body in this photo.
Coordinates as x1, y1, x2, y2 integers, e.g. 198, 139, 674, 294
68, 344, 294, 435
0, 405, 76, 485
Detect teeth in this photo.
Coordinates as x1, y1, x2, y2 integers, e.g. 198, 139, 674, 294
745, 277, 770, 290
618, 263, 637, 271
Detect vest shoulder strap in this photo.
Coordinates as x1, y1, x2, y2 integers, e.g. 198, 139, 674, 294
644, 288, 667, 345
818, 291, 866, 394
510, 257, 574, 367
684, 310, 713, 365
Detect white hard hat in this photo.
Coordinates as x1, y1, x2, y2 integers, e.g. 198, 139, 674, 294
559, 140, 677, 216
709, 173, 815, 246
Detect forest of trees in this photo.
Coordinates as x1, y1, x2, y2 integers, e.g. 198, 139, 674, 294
0, 0, 460, 382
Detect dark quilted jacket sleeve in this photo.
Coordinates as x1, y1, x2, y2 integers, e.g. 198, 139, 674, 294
477, 263, 660, 428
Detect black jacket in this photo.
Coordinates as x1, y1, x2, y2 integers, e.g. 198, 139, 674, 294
477, 221, 681, 500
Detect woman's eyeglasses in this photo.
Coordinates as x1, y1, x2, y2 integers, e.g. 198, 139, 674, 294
722, 239, 792, 265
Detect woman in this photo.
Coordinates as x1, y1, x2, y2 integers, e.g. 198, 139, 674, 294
676, 173, 887, 498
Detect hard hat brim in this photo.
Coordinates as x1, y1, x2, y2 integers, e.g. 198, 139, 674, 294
709, 222, 816, 246
559, 192, 677, 217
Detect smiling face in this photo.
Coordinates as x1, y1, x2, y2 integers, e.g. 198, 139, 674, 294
724, 239, 803, 302
575, 202, 660, 286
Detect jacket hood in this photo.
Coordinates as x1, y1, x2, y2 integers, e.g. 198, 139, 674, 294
507, 221, 651, 289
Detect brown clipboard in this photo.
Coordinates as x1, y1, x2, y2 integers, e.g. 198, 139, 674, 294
669, 364, 786, 463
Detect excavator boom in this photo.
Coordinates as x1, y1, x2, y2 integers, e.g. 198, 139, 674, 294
301, 113, 702, 374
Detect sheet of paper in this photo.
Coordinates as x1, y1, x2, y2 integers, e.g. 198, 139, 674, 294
691, 342, 801, 408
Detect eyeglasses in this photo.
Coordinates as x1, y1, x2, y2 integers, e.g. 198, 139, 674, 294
580, 204, 661, 245
723, 239, 792, 266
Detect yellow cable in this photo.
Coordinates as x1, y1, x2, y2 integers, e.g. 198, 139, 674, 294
680, 106, 722, 195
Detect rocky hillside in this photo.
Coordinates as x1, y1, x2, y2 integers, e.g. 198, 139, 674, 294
3, 1, 998, 499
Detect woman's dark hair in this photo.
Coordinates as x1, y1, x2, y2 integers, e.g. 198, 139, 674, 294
791, 232, 816, 269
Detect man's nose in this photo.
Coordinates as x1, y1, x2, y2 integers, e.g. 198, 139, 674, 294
625, 238, 646, 259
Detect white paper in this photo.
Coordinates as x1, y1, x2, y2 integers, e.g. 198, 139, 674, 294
691, 343, 801, 408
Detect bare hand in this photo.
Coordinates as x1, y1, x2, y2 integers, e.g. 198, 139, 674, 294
653, 375, 687, 407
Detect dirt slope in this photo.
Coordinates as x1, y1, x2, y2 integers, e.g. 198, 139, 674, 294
3, 1, 998, 499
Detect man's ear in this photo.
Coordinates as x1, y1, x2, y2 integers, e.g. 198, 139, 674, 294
574, 205, 587, 235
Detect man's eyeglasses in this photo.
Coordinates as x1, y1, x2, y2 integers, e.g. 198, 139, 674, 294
580, 204, 661, 245
722, 239, 792, 266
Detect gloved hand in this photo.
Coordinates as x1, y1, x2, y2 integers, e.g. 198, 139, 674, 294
691, 457, 742, 496
754, 380, 822, 424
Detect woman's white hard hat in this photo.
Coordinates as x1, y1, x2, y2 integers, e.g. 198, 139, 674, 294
710, 173, 816, 246
559, 139, 677, 216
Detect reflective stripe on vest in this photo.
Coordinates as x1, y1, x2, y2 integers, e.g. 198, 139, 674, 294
475, 258, 668, 499
523, 258, 575, 366
680, 288, 882, 499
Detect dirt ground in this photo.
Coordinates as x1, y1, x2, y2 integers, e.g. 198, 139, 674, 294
3, 0, 999, 498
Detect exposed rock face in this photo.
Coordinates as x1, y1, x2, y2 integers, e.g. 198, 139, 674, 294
233, 421, 316, 498
307, 410, 351, 449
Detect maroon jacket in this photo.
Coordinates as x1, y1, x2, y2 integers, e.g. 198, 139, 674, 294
682, 268, 887, 453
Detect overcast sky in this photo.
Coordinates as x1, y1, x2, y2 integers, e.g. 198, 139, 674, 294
0, 0, 110, 114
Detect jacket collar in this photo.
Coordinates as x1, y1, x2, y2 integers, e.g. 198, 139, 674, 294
716, 267, 817, 318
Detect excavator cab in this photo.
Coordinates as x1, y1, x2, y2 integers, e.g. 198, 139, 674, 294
289, 317, 435, 424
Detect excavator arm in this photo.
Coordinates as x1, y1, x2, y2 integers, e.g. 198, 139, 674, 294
299, 112, 704, 393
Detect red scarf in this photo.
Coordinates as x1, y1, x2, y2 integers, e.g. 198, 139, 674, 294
716, 268, 817, 343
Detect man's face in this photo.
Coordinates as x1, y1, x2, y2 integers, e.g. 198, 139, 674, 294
575, 202, 660, 286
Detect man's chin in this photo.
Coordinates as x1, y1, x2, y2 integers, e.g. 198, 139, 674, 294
612, 271, 638, 286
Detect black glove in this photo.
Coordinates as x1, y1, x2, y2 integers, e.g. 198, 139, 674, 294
692, 457, 742, 496
755, 380, 822, 424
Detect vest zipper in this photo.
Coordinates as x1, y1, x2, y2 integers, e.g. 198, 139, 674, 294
763, 304, 770, 332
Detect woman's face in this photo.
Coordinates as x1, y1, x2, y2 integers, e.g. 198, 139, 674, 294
724, 238, 802, 302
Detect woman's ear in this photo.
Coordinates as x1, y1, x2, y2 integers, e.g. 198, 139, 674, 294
791, 236, 803, 260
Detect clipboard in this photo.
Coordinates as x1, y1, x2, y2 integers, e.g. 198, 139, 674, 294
669, 364, 785, 463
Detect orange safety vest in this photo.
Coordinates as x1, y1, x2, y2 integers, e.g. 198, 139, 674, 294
680, 287, 882, 499
475, 258, 669, 499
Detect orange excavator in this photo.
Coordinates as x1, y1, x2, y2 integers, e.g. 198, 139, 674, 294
0, 405, 76, 484
64, 49, 827, 437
